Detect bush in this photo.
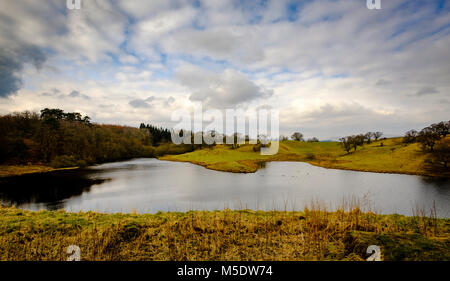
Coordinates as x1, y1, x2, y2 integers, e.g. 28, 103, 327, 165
154, 143, 194, 156
49, 155, 79, 168
142, 146, 156, 158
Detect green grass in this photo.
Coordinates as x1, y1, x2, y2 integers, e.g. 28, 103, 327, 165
0, 206, 448, 261
161, 138, 447, 177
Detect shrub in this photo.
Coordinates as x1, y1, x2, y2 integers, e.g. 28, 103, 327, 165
49, 155, 79, 168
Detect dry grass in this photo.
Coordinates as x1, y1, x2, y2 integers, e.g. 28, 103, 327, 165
0, 204, 448, 261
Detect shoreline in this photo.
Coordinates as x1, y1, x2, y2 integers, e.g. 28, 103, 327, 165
0, 165, 79, 178
160, 155, 448, 178
1, 158, 446, 179
159, 139, 450, 178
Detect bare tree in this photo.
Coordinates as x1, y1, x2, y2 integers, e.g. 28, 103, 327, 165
373, 132, 383, 141
418, 127, 440, 151
340, 137, 352, 154
365, 132, 373, 144
340, 135, 365, 153
403, 130, 418, 143
354, 134, 366, 149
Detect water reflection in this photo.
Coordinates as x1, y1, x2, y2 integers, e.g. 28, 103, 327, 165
0, 159, 449, 216
0, 170, 106, 210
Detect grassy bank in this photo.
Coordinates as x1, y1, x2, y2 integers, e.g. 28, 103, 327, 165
161, 138, 446, 177
0, 206, 448, 261
0, 165, 79, 178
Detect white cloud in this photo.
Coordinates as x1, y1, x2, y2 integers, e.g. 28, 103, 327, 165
0, 0, 449, 138
175, 65, 273, 107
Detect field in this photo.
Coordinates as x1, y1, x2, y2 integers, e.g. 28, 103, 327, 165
0, 205, 448, 261
160, 138, 444, 177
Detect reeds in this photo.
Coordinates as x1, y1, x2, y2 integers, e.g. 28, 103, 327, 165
0, 200, 448, 261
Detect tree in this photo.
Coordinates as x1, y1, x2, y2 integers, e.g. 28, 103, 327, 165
64, 112, 82, 122
40, 108, 64, 120
351, 136, 359, 151
339, 137, 352, 154
82, 116, 91, 124
365, 132, 373, 144
229, 132, 242, 149
291, 132, 304, 141
403, 130, 418, 143
373, 132, 383, 141
339, 134, 366, 153
418, 127, 441, 151
424, 139, 450, 172
307, 137, 319, 142
430, 121, 449, 138
354, 134, 366, 147
142, 124, 172, 146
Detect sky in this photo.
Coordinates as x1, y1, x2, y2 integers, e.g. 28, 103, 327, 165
0, 0, 449, 140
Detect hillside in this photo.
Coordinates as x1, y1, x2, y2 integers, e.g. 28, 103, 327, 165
161, 138, 445, 177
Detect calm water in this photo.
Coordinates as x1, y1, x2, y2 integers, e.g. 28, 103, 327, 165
0, 158, 449, 217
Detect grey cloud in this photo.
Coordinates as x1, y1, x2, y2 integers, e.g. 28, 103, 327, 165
68, 90, 90, 99
177, 67, 273, 107
304, 103, 376, 120
69, 91, 81, 97
145, 96, 156, 102
375, 79, 391, 86
0, 45, 46, 98
129, 99, 152, 108
165, 96, 175, 106
415, 86, 439, 96
129, 96, 175, 108
40, 89, 90, 99
41, 88, 61, 97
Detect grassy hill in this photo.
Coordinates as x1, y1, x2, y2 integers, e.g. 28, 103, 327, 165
161, 138, 443, 177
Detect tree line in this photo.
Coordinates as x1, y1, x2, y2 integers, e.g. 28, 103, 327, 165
339, 132, 384, 154
0, 109, 193, 168
281, 132, 320, 142
337, 121, 449, 173
139, 123, 172, 146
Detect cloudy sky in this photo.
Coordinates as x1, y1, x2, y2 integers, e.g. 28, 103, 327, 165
0, 0, 449, 139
